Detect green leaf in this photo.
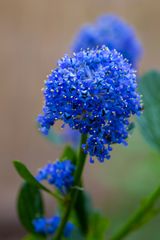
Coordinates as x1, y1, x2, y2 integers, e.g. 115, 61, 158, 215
133, 207, 160, 230
69, 229, 84, 240
138, 70, 160, 151
110, 185, 160, 240
17, 182, 44, 233
60, 145, 77, 164
13, 161, 52, 194
22, 235, 35, 240
22, 234, 45, 240
13, 161, 63, 201
87, 211, 109, 240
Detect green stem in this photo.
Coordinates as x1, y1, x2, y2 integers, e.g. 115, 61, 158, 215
110, 185, 160, 240
54, 134, 88, 240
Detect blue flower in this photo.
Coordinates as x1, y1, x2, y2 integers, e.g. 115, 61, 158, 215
38, 46, 142, 162
33, 216, 74, 237
36, 160, 75, 194
72, 14, 142, 67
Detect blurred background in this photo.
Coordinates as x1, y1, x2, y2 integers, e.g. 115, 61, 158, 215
1, 0, 160, 239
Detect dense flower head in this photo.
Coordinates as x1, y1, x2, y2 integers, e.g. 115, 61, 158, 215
36, 160, 75, 194
72, 14, 142, 67
33, 216, 74, 237
38, 46, 141, 162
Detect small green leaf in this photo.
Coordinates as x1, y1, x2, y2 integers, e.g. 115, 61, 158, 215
13, 161, 51, 194
60, 145, 77, 164
69, 229, 84, 240
22, 234, 45, 240
22, 235, 35, 240
72, 185, 84, 191
13, 161, 63, 201
17, 182, 44, 233
138, 70, 160, 151
87, 211, 109, 240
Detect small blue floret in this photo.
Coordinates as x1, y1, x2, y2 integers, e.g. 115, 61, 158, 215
36, 160, 75, 194
33, 216, 74, 237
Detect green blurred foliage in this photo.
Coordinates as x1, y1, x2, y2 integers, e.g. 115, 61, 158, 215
138, 70, 160, 151
87, 211, 109, 240
17, 183, 44, 233
22, 234, 45, 240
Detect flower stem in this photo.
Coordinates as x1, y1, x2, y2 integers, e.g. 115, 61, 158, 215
53, 134, 88, 240
110, 185, 160, 240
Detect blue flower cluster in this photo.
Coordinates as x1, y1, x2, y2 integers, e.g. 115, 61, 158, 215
38, 46, 141, 162
33, 216, 74, 238
72, 14, 142, 67
36, 160, 75, 194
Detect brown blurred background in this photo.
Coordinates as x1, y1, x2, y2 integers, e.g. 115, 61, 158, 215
1, 1, 160, 239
